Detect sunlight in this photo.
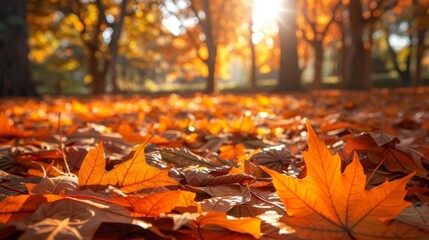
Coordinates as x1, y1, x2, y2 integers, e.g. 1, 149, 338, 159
251, 0, 282, 44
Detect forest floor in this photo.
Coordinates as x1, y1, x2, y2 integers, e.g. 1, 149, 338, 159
0, 88, 429, 239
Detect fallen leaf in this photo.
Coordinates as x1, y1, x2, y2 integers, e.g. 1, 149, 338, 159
78, 141, 178, 193
262, 119, 423, 239
0, 194, 63, 223
219, 144, 246, 160
113, 191, 181, 217
26, 173, 79, 195
344, 133, 428, 177
396, 203, 429, 231
15, 197, 142, 239
192, 211, 261, 239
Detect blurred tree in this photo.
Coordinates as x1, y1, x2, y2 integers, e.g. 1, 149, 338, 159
413, 0, 429, 86
298, 0, 341, 89
28, 0, 132, 95
0, 0, 37, 97
344, 0, 392, 89
70, 0, 128, 94
162, 0, 244, 93
345, 0, 367, 89
385, 0, 429, 86
276, 0, 303, 92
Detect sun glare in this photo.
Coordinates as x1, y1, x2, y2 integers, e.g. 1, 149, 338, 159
251, 0, 282, 44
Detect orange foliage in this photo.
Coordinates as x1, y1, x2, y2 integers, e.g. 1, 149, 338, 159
78, 141, 178, 193
262, 120, 421, 239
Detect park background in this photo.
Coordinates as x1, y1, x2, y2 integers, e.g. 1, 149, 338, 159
0, 0, 428, 96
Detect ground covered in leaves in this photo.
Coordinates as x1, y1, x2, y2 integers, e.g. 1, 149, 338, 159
1, 89, 429, 239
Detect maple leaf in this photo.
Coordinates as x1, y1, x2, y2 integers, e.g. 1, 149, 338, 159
343, 133, 428, 177
261, 120, 424, 239
78, 141, 178, 193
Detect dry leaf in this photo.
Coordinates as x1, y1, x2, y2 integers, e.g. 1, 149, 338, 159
78, 141, 178, 193
262, 120, 424, 239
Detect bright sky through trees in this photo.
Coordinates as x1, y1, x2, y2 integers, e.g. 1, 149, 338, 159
251, 0, 282, 44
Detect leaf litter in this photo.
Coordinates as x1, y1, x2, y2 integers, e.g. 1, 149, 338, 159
0, 90, 429, 239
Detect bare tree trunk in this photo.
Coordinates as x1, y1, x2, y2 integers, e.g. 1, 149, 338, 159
345, 0, 369, 89
0, 0, 37, 97
109, 0, 127, 93
201, 0, 218, 94
276, 0, 302, 92
363, 22, 375, 88
313, 42, 324, 89
205, 45, 217, 93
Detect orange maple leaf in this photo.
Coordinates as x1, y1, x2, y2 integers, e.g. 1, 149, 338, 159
262, 120, 424, 239
78, 141, 178, 193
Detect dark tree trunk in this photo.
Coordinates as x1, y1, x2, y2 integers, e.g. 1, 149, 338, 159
202, 0, 219, 93
202, 0, 218, 94
363, 22, 375, 88
413, 28, 426, 86
313, 42, 324, 89
0, 0, 37, 97
276, 0, 302, 92
205, 45, 217, 93
109, 0, 127, 93
345, 0, 369, 89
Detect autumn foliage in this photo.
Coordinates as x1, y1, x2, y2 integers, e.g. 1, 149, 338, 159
0, 91, 429, 239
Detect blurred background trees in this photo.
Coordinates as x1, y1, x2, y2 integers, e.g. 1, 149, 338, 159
1, 0, 428, 96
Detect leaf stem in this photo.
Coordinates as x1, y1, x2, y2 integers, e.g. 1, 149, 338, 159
365, 155, 386, 187
58, 112, 71, 173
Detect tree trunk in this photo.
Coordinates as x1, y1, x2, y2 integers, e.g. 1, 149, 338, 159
109, 0, 127, 94
345, 0, 369, 89
0, 0, 37, 97
205, 45, 217, 94
313, 42, 324, 89
413, 28, 426, 86
202, 0, 218, 94
363, 22, 375, 88
276, 0, 302, 92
